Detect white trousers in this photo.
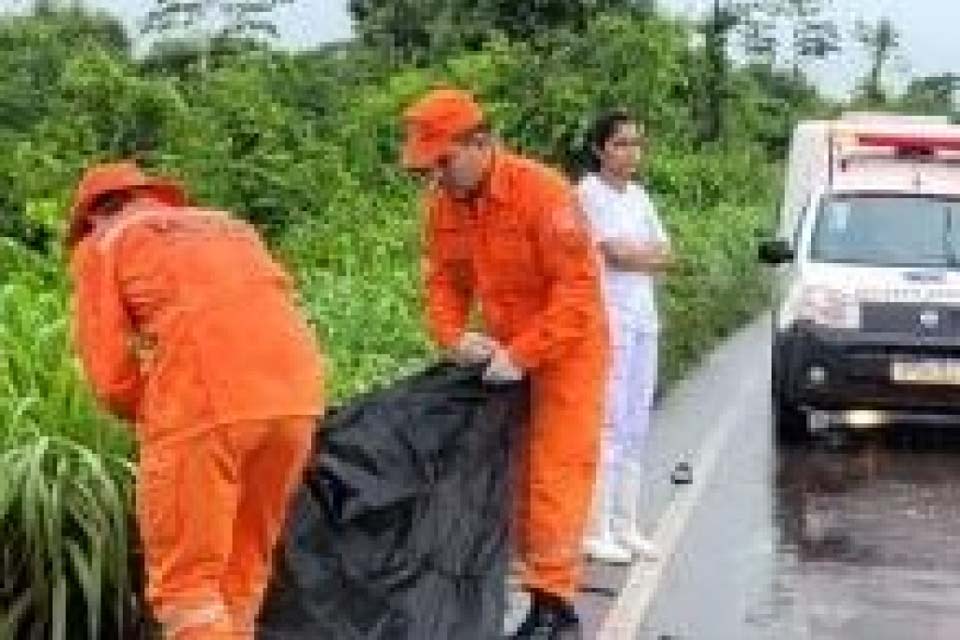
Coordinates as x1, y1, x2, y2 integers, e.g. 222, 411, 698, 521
599, 313, 658, 520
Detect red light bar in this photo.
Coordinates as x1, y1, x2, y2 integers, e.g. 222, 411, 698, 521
856, 133, 960, 152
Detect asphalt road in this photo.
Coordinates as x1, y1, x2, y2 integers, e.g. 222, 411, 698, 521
565, 317, 960, 640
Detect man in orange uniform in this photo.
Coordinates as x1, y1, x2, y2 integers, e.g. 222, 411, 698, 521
66, 162, 324, 639
401, 89, 609, 638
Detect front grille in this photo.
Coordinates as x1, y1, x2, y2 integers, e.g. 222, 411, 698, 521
860, 303, 960, 337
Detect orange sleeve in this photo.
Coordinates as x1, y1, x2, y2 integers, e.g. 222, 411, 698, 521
70, 238, 143, 422
423, 194, 472, 349
507, 184, 603, 370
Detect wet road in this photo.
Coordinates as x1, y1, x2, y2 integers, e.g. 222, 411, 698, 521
574, 318, 960, 639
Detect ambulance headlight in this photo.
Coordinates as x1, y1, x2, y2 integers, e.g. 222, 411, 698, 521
782, 285, 860, 330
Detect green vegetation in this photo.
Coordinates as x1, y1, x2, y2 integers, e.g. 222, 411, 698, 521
0, 0, 935, 635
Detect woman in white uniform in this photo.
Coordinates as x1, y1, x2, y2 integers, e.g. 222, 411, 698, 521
578, 110, 671, 564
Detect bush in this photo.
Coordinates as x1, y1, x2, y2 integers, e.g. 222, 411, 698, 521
0, 241, 138, 639
0, 437, 137, 639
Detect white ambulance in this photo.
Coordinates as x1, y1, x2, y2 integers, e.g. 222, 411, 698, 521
761, 113, 960, 440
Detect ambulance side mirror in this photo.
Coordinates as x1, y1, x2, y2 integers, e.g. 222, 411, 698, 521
758, 238, 794, 265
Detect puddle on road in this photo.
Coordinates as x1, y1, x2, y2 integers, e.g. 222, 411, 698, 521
752, 434, 960, 638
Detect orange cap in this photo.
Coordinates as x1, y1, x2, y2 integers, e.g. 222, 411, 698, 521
401, 88, 485, 170
67, 161, 187, 247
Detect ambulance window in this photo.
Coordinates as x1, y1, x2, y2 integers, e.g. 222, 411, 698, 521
809, 195, 960, 268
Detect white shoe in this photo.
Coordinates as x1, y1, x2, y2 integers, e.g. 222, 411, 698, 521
503, 580, 532, 636
614, 463, 659, 561
583, 535, 633, 565
615, 528, 660, 561
585, 444, 632, 565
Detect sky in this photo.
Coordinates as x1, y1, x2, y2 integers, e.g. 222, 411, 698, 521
665, 0, 960, 97
0, 0, 955, 98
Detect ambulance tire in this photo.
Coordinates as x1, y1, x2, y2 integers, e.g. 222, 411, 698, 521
772, 394, 807, 445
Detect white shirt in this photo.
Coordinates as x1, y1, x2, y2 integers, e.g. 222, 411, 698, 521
578, 174, 669, 331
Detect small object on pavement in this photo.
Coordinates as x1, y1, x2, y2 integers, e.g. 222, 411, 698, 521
671, 461, 692, 485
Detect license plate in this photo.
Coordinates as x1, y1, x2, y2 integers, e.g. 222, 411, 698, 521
891, 360, 960, 385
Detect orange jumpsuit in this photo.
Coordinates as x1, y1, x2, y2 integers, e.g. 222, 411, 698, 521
423, 150, 608, 602
71, 199, 324, 639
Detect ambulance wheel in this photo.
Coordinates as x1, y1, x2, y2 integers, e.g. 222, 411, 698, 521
772, 395, 807, 445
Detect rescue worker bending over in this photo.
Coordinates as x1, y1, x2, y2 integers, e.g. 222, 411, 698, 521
67, 162, 324, 640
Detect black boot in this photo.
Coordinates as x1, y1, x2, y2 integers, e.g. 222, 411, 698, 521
509, 590, 581, 639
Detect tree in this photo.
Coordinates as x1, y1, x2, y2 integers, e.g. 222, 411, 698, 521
0, 6, 130, 134
739, 62, 824, 155
0, 4, 131, 251
347, 0, 445, 65
348, 0, 655, 65
899, 73, 960, 117
855, 17, 900, 105
144, 0, 295, 39
143, 1, 294, 69
736, 0, 841, 76
484, 0, 655, 41
738, 6, 777, 66
699, 0, 739, 142
140, 33, 271, 76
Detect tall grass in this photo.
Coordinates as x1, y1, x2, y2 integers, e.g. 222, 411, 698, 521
0, 239, 140, 639
0, 437, 136, 639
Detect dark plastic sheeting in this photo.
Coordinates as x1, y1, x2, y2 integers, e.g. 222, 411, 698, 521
258, 364, 529, 640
